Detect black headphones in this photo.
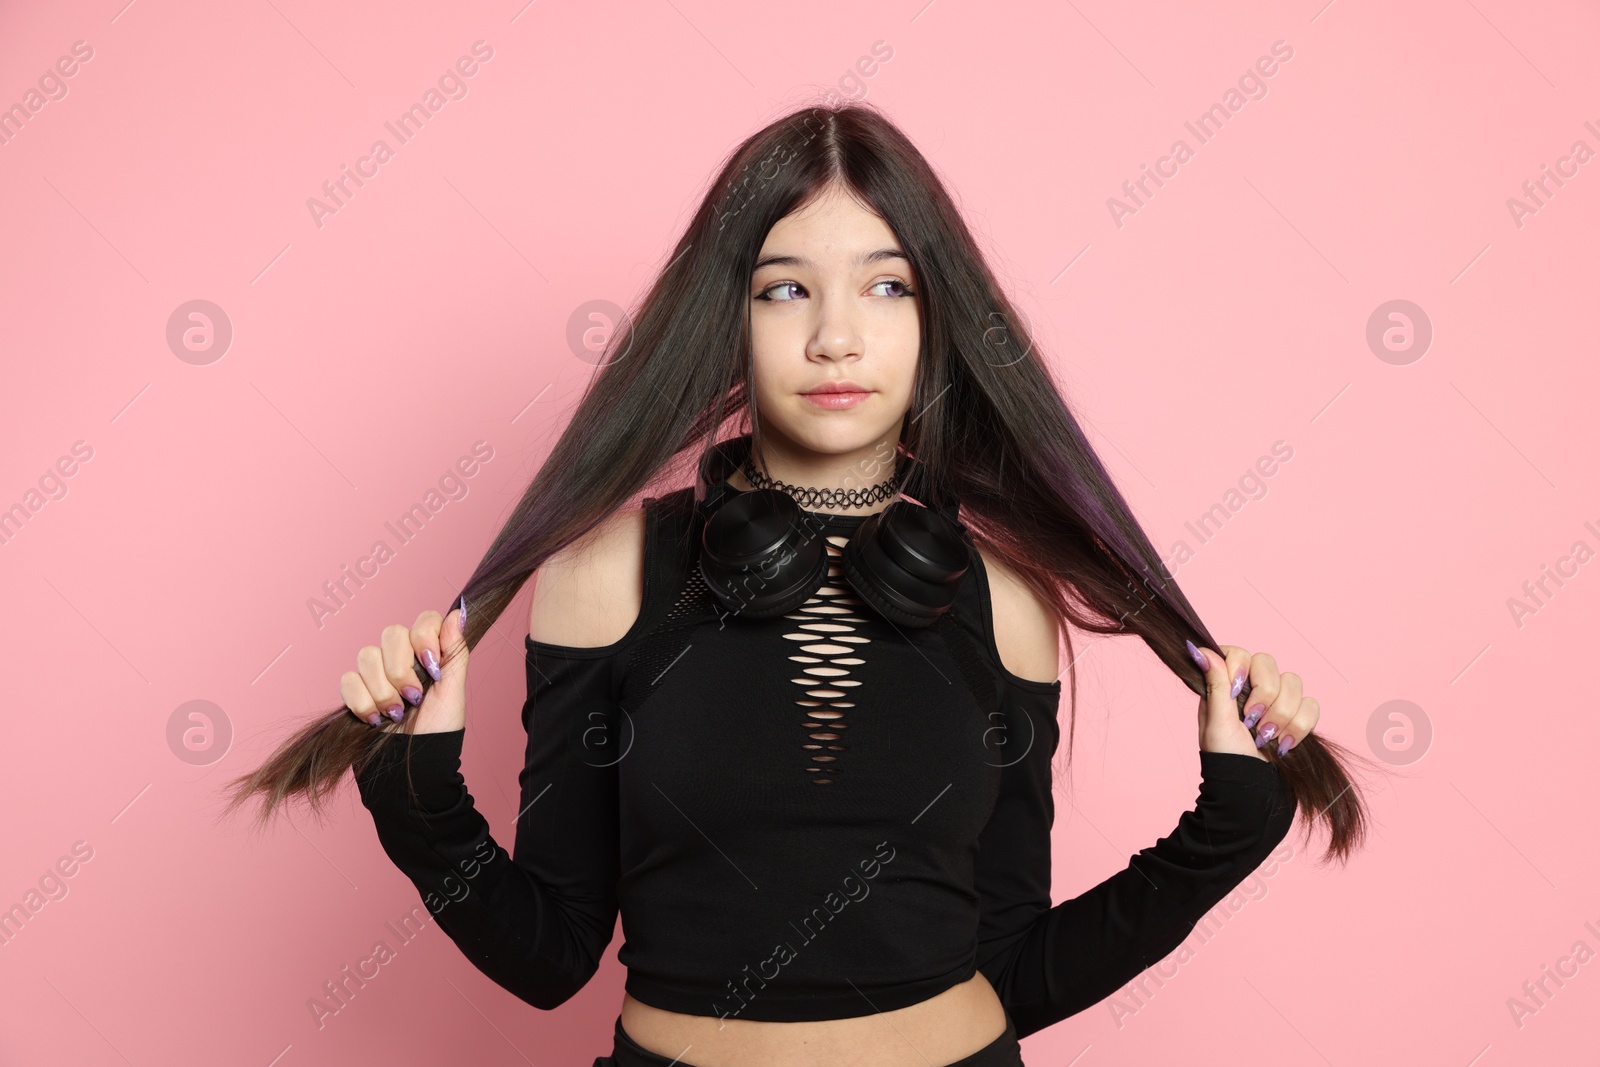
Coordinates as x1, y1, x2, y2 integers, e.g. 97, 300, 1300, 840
692, 434, 971, 628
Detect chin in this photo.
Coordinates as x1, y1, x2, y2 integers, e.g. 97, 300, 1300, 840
778, 410, 897, 454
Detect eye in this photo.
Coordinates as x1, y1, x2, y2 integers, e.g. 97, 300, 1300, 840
753, 278, 918, 302
754, 281, 805, 302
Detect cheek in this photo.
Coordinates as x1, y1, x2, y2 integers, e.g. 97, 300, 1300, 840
749, 312, 790, 362
881, 333, 921, 402
748, 323, 790, 400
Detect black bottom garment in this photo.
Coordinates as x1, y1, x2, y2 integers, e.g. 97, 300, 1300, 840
592, 1011, 1025, 1067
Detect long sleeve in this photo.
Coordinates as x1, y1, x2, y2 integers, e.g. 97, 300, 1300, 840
972, 678, 1298, 1040
352, 639, 625, 1010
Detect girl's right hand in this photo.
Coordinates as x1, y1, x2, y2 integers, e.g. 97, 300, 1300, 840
340, 599, 470, 735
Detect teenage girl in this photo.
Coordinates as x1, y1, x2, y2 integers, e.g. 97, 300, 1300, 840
228, 103, 1368, 1067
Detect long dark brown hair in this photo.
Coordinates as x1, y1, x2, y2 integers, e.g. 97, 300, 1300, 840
223, 102, 1371, 864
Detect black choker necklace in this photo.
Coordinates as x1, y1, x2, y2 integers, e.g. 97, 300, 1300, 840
739, 456, 903, 511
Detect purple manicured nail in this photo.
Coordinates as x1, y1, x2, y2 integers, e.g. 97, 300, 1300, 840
459, 595, 468, 627
1185, 640, 1207, 671
1275, 733, 1295, 758
364, 712, 382, 726
1229, 669, 1246, 699
1243, 704, 1266, 730
401, 685, 423, 706
385, 704, 405, 722
1254, 721, 1278, 748
421, 648, 442, 682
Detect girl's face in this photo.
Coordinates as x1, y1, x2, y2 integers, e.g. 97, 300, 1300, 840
747, 181, 921, 460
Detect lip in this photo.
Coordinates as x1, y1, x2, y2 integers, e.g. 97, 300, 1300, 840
800, 380, 873, 410
801, 380, 871, 395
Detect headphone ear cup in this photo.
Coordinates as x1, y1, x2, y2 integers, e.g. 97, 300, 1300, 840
839, 501, 971, 628
698, 488, 830, 618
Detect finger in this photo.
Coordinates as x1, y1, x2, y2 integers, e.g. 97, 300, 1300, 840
340, 670, 383, 727
1242, 651, 1281, 730
1271, 695, 1320, 758
357, 644, 406, 723
412, 609, 444, 682
1253, 670, 1303, 751
1186, 639, 1238, 726
438, 597, 470, 682
381, 624, 426, 708
1216, 644, 1253, 700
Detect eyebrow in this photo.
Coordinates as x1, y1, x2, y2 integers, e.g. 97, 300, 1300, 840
752, 248, 910, 272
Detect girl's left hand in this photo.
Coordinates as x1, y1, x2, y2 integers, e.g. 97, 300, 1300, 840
1187, 641, 1319, 761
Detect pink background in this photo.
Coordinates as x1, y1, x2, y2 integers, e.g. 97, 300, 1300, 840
3, 0, 1596, 1063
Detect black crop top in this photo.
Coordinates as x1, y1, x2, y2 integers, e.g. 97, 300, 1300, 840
353, 488, 1297, 1040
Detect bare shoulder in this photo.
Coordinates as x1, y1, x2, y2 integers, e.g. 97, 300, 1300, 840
528, 504, 647, 648
974, 544, 1061, 684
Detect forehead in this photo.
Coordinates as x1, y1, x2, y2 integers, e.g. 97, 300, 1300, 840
757, 185, 903, 263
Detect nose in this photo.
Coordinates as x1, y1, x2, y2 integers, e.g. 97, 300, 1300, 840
806, 302, 864, 363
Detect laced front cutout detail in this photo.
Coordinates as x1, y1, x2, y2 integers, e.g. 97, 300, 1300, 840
785, 533, 871, 784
